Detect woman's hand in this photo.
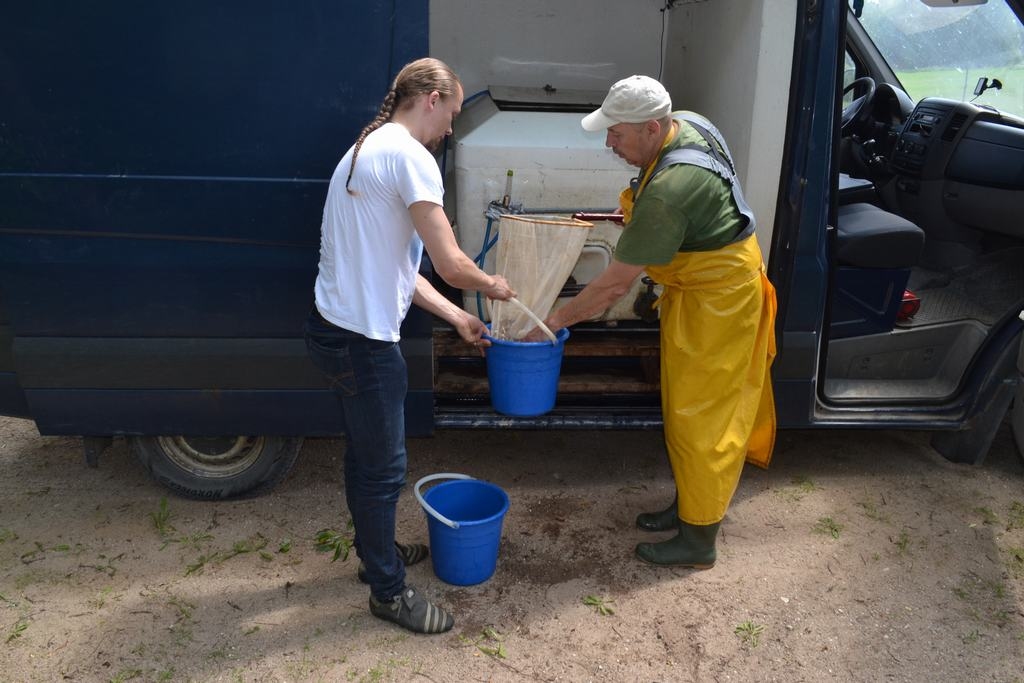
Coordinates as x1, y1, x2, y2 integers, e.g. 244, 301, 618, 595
482, 275, 516, 301
453, 311, 491, 353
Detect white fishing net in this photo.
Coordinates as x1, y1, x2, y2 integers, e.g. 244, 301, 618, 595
489, 214, 593, 340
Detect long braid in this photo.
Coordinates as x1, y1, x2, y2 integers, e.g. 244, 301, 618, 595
346, 89, 397, 194
344, 57, 461, 195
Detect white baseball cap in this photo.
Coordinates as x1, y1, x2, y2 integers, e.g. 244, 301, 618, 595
581, 75, 672, 132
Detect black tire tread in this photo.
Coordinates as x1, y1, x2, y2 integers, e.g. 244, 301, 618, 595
129, 435, 303, 500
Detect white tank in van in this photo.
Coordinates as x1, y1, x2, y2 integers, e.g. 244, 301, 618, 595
450, 87, 651, 321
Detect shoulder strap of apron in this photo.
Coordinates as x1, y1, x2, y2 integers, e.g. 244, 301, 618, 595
649, 112, 756, 243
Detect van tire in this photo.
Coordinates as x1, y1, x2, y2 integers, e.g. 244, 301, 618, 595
129, 435, 302, 500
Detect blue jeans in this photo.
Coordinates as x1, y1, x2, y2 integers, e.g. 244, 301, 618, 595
304, 308, 407, 601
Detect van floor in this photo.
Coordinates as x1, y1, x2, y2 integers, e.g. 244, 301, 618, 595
825, 246, 1022, 403
901, 246, 1024, 328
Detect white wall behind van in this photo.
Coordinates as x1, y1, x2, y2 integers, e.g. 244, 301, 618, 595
430, 0, 666, 97
431, 0, 797, 255
665, 0, 797, 254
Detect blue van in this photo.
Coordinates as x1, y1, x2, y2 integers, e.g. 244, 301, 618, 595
2, 0, 1022, 497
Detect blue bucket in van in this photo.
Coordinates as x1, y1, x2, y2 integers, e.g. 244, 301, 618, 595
483, 327, 569, 416
414, 473, 510, 586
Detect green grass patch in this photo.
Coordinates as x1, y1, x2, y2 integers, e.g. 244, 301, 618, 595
893, 529, 911, 555
152, 499, 217, 551
897, 66, 1024, 118
151, 498, 175, 539
167, 595, 196, 646
89, 586, 119, 610
775, 476, 818, 503
583, 595, 615, 616
793, 476, 817, 493
813, 517, 843, 539
80, 552, 124, 578
461, 627, 507, 659
857, 498, 890, 523
974, 506, 999, 526
1007, 546, 1024, 578
183, 533, 269, 576
1007, 502, 1024, 531
951, 572, 1014, 626
5, 618, 28, 643
734, 620, 766, 648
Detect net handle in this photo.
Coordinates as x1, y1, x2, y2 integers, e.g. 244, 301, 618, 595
507, 297, 558, 344
500, 214, 593, 228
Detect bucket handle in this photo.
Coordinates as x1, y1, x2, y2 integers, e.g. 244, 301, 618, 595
414, 473, 474, 529
506, 297, 558, 344
484, 297, 558, 343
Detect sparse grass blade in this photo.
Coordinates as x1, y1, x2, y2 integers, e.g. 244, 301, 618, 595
734, 620, 765, 647
813, 517, 842, 539
583, 595, 615, 616
6, 618, 28, 643
461, 627, 507, 659
151, 498, 176, 539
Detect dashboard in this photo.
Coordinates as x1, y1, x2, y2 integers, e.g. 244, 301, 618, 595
888, 97, 1024, 238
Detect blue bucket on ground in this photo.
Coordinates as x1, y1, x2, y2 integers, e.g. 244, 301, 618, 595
483, 327, 569, 416
414, 473, 510, 586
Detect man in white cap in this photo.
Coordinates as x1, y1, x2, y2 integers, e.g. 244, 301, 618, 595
527, 75, 777, 569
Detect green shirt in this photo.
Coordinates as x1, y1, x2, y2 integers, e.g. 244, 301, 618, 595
615, 121, 746, 266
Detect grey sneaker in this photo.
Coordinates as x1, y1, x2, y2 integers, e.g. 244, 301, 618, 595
357, 542, 429, 583
369, 585, 454, 634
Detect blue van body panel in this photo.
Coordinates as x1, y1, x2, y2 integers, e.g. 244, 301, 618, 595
2, 3, 421, 179
0, 375, 29, 418
0, 296, 28, 416
0, 1, 435, 435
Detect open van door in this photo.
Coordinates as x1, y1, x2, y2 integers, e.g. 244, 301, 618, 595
811, 0, 1024, 463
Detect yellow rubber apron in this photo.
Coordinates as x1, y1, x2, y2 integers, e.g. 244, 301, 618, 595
620, 127, 777, 524
645, 239, 777, 524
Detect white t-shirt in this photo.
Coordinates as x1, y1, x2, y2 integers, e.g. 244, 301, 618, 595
314, 122, 443, 341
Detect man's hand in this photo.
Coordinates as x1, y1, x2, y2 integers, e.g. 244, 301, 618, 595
521, 317, 558, 343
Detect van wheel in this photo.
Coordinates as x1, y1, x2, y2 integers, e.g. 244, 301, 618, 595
129, 435, 302, 500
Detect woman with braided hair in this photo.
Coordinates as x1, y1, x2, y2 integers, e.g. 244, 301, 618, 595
305, 58, 515, 634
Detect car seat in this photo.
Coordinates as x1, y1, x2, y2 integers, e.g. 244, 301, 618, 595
830, 203, 925, 338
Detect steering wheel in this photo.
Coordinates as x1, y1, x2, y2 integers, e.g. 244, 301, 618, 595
841, 76, 877, 136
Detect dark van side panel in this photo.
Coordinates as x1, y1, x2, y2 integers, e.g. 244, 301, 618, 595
0, 2, 434, 435
0, 295, 30, 418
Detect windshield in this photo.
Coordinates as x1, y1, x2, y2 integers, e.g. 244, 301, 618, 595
856, 0, 1024, 118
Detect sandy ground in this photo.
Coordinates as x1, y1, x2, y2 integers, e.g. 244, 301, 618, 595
1, 415, 1023, 682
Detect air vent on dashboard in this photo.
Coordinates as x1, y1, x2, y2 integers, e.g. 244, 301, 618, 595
942, 112, 968, 141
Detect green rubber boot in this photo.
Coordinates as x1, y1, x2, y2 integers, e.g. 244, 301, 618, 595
635, 521, 720, 568
635, 495, 679, 532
